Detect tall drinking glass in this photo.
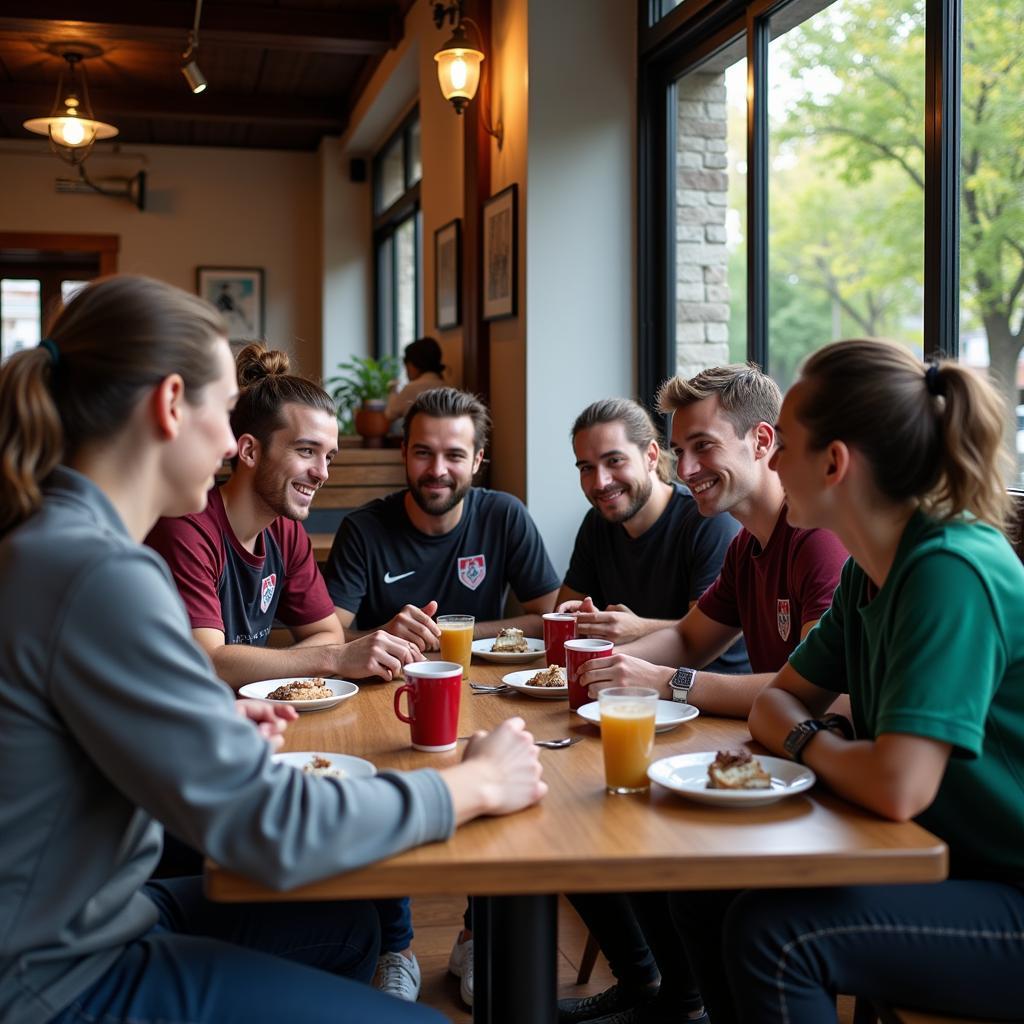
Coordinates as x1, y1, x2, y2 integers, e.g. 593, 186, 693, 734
438, 614, 475, 679
598, 686, 658, 794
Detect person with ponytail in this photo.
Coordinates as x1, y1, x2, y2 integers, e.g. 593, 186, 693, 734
675, 339, 1024, 1022
0, 276, 545, 1024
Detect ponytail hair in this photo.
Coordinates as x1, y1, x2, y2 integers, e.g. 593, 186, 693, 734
797, 339, 1012, 530
571, 397, 673, 483
0, 275, 227, 537
230, 342, 336, 448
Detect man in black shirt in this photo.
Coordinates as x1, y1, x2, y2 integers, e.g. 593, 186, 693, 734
324, 387, 560, 1008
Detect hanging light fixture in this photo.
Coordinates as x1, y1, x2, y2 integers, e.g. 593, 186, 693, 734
181, 0, 207, 94
432, 1, 502, 146
22, 50, 118, 166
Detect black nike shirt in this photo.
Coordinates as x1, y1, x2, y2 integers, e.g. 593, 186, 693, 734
325, 488, 560, 629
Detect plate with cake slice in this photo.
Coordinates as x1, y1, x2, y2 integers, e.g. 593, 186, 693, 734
648, 750, 815, 806
238, 677, 359, 713
502, 666, 568, 699
472, 628, 546, 663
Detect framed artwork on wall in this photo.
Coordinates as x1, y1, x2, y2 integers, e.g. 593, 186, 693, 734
434, 218, 461, 330
482, 184, 517, 321
196, 266, 265, 342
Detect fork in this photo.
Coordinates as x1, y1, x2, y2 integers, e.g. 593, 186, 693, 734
457, 735, 582, 749
469, 682, 512, 694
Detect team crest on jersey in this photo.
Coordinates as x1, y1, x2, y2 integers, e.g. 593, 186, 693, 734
777, 598, 791, 641
457, 555, 487, 591
260, 573, 277, 613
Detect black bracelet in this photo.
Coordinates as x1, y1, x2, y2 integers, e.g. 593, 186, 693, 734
819, 713, 855, 741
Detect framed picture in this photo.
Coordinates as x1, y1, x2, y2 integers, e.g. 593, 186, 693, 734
196, 266, 265, 342
434, 218, 461, 330
482, 184, 518, 321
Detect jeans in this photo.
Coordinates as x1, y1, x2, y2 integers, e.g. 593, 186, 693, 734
49, 876, 445, 1024
569, 891, 703, 1014
672, 880, 1024, 1024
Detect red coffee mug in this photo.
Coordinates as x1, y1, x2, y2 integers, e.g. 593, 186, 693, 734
543, 613, 577, 669
564, 638, 614, 710
394, 661, 463, 752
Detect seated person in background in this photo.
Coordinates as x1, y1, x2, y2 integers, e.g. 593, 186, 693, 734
146, 342, 419, 691
579, 363, 848, 719
385, 336, 447, 422
562, 366, 848, 1024
0, 275, 545, 1024
325, 386, 561, 1007
146, 342, 426, 1000
558, 396, 749, 674
676, 341, 1024, 1023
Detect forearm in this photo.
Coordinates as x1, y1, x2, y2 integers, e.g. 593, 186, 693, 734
440, 761, 497, 825
620, 625, 689, 665
209, 643, 341, 690
690, 671, 777, 719
475, 613, 544, 640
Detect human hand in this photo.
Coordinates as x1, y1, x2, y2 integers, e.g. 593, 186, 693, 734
577, 653, 674, 700
574, 603, 647, 645
461, 718, 547, 815
235, 698, 297, 751
385, 600, 442, 651
556, 595, 596, 615
336, 631, 424, 680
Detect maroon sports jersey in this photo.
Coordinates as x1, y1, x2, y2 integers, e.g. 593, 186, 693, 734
697, 507, 848, 673
146, 487, 334, 645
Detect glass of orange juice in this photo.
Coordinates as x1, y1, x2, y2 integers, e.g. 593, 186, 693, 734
598, 686, 658, 794
437, 614, 475, 679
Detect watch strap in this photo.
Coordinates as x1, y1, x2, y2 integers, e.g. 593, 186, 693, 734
783, 719, 825, 764
668, 666, 696, 703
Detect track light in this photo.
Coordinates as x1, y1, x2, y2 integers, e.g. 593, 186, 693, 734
181, 0, 207, 94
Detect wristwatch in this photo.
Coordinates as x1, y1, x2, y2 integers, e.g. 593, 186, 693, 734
782, 719, 826, 764
668, 666, 697, 704
819, 713, 855, 741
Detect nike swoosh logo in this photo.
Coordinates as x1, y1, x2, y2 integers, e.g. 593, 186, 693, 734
384, 570, 416, 584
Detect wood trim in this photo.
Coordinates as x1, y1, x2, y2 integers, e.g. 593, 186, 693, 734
0, 232, 120, 255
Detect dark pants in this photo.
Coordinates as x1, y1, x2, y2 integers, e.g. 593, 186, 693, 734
672, 880, 1024, 1024
49, 876, 445, 1024
569, 891, 703, 1014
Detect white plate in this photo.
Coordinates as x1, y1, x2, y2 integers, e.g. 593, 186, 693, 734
502, 668, 568, 699
472, 637, 546, 663
238, 677, 359, 713
273, 751, 376, 779
648, 752, 816, 806
575, 699, 699, 733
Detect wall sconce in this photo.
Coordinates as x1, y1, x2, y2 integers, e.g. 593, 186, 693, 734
181, 0, 207, 94
22, 49, 118, 166
432, 1, 503, 148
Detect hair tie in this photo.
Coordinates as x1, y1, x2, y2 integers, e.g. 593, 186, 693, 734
924, 362, 945, 397
39, 338, 60, 367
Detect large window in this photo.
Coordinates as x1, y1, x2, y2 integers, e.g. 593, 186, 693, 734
642, 0, 1022, 481
373, 110, 422, 362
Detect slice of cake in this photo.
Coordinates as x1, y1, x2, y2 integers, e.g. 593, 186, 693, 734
526, 664, 565, 688
492, 627, 530, 654
706, 749, 772, 790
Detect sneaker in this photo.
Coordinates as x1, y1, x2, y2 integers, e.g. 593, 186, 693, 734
372, 951, 421, 1001
447, 934, 473, 1007
586, 1008, 708, 1024
558, 983, 657, 1023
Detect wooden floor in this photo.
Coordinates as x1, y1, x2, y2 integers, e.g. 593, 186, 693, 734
412, 895, 855, 1023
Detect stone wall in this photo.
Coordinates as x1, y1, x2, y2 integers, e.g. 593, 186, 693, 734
675, 72, 730, 378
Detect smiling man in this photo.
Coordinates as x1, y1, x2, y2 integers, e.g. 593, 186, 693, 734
556, 398, 747, 674
146, 343, 419, 690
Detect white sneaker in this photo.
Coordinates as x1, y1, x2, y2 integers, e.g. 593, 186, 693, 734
372, 951, 421, 1001
448, 935, 473, 1007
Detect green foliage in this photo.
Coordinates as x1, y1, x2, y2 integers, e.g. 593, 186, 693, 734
325, 355, 399, 432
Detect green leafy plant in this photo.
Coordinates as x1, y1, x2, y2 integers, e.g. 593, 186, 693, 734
325, 355, 399, 433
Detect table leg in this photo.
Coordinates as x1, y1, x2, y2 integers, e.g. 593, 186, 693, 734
472, 894, 557, 1024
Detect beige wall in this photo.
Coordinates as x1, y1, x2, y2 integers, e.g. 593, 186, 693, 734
0, 140, 323, 376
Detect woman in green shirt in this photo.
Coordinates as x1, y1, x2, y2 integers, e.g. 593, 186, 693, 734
685, 339, 1024, 1023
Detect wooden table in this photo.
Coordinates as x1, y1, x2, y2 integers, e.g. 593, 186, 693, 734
207, 660, 947, 1022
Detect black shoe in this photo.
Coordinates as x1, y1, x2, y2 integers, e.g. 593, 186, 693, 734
587, 1007, 710, 1024
558, 983, 657, 1024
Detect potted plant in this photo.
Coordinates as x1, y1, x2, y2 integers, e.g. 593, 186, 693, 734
326, 354, 400, 447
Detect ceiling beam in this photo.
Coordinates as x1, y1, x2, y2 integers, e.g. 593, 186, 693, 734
1, 83, 346, 130
0, 3, 399, 55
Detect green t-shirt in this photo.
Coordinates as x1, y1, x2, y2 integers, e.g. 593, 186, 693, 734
790, 510, 1024, 879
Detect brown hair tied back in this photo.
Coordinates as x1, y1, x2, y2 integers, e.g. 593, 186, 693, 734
797, 339, 1012, 531
0, 274, 226, 537
230, 341, 336, 449
571, 398, 673, 484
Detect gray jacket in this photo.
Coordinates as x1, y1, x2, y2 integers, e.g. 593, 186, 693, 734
0, 468, 454, 1024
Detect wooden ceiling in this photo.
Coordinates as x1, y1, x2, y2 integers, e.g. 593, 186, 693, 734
0, 1, 414, 151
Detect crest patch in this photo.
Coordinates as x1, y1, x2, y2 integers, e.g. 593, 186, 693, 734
260, 573, 277, 614
777, 598, 791, 641
457, 554, 487, 591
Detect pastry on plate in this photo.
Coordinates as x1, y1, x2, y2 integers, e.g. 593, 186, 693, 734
706, 749, 771, 790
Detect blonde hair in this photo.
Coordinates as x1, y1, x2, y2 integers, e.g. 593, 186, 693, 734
657, 363, 782, 438
798, 339, 1012, 530
571, 398, 673, 483
0, 275, 226, 536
